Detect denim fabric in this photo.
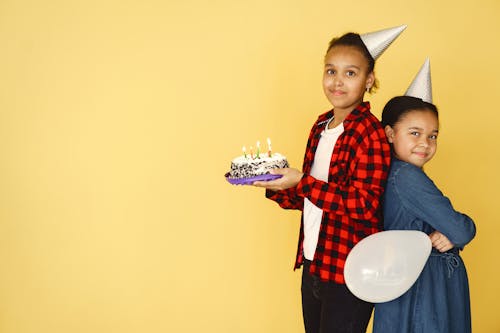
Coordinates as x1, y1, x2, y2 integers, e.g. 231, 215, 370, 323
373, 159, 476, 333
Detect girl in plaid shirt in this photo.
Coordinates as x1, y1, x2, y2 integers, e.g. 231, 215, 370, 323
253, 31, 397, 332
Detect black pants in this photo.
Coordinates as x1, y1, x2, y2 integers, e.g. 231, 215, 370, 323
301, 260, 373, 333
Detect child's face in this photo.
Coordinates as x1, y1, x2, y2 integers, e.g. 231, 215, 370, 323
322, 45, 374, 113
385, 109, 439, 168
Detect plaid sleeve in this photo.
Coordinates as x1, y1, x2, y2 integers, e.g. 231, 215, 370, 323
295, 124, 390, 220
265, 187, 304, 211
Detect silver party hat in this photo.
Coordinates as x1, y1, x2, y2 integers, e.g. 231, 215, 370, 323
405, 58, 432, 103
360, 24, 407, 60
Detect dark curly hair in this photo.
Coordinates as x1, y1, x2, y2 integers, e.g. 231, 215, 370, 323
326, 33, 378, 93
381, 96, 438, 128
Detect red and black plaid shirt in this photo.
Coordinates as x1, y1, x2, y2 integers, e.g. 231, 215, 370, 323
266, 102, 391, 283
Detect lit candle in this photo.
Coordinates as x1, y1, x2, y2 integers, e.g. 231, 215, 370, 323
267, 137, 272, 157
256, 141, 260, 158
242, 146, 247, 158
250, 146, 254, 159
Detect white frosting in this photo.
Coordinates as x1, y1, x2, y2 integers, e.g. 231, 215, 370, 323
231, 153, 286, 164
228, 153, 288, 178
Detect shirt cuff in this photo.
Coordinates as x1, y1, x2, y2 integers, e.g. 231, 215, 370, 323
295, 173, 311, 198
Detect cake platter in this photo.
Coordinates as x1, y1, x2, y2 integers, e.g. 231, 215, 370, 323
224, 172, 282, 185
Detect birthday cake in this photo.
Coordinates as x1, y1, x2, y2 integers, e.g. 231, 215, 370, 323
227, 153, 289, 179
225, 139, 289, 184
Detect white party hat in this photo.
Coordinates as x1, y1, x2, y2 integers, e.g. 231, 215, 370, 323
405, 58, 432, 103
360, 25, 407, 60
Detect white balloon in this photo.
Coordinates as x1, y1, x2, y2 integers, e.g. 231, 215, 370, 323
344, 230, 431, 303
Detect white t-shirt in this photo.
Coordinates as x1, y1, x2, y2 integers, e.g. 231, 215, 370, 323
303, 119, 344, 260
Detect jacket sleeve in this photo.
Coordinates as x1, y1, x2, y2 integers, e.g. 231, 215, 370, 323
394, 164, 476, 248
295, 131, 390, 221
265, 187, 304, 211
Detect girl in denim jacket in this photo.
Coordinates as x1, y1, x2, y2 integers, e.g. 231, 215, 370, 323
373, 86, 476, 332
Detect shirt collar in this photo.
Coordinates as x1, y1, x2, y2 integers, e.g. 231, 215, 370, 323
315, 101, 371, 128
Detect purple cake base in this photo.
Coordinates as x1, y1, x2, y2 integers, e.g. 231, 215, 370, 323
224, 172, 282, 185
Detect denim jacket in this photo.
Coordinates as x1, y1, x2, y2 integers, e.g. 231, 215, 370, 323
382, 158, 475, 246
373, 158, 476, 333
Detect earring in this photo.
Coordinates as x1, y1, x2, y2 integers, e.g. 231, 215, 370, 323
366, 87, 370, 92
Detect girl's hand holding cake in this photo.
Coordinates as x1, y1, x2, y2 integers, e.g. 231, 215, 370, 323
252, 168, 303, 191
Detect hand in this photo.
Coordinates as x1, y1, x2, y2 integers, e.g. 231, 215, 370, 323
429, 230, 455, 253
252, 168, 304, 191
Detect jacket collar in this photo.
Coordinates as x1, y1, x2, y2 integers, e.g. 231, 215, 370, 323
315, 102, 371, 128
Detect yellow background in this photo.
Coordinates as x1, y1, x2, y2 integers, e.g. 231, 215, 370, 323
0, 0, 498, 332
